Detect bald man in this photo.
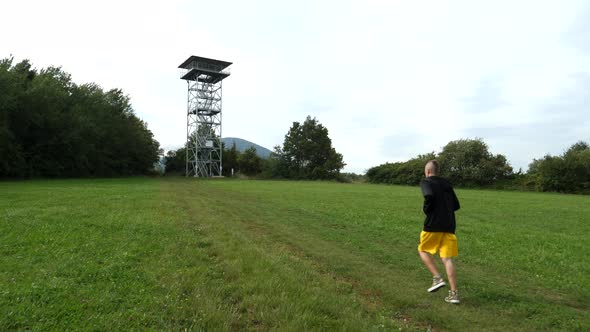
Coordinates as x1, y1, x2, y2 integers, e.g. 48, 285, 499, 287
418, 160, 461, 304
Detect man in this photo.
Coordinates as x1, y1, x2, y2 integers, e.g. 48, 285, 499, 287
418, 160, 461, 304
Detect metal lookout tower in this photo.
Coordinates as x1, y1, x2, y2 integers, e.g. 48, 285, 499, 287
179, 56, 232, 177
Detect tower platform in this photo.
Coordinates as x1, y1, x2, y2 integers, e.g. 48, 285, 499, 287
179, 56, 232, 83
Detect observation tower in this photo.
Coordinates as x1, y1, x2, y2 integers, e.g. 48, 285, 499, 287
179, 56, 232, 177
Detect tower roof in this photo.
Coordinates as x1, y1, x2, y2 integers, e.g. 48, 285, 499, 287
178, 56, 232, 69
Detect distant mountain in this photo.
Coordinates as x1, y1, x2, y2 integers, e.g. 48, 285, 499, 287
221, 137, 272, 159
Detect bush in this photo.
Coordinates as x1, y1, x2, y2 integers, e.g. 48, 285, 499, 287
367, 138, 513, 187
528, 142, 590, 194
366, 153, 435, 185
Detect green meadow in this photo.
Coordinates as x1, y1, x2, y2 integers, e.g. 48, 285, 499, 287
1, 178, 588, 331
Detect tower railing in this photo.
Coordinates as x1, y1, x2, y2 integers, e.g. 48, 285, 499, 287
180, 61, 231, 78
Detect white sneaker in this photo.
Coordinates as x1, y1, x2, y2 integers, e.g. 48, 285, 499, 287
445, 290, 460, 304
427, 274, 446, 292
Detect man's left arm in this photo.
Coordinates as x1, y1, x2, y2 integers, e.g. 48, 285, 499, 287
452, 189, 460, 211
420, 180, 434, 214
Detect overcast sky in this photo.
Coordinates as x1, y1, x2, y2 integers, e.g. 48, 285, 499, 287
2, 0, 589, 173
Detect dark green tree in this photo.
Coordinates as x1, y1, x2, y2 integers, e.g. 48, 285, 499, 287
437, 138, 512, 186
529, 141, 590, 193
222, 142, 239, 176
276, 116, 345, 179
164, 147, 186, 175
0, 57, 160, 177
238, 146, 262, 176
0, 57, 27, 176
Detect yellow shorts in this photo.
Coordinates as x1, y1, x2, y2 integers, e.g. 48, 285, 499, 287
418, 231, 458, 258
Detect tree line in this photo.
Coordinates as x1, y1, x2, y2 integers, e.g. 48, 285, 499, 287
4, 56, 585, 193
165, 116, 347, 180
0, 58, 161, 177
366, 138, 590, 194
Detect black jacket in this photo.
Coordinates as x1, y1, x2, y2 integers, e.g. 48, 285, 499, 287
420, 176, 460, 233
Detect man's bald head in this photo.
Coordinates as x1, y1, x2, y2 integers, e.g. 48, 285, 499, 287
425, 160, 439, 177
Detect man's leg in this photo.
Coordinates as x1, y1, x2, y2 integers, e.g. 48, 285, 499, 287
419, 251, 440, 276
418, 232, 446, 292
441, 257, 460, 303
441, 258, 456, 291
420, 251, 446, 292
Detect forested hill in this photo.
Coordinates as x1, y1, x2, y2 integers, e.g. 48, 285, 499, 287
221, 137, 272, 159
0, 57, 160, 177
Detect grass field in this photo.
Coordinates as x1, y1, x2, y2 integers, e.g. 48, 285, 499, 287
1, 178, 589, 331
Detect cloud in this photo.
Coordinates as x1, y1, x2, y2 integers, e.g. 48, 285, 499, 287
566, 2, 590, 55
460, 77, 508, 114
460, 73, 590, 170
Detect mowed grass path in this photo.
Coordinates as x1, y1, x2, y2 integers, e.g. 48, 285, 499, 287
1, 178, 588, 330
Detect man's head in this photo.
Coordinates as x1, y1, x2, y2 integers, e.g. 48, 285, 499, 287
424, 160, 439, 177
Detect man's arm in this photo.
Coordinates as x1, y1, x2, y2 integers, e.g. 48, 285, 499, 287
423, 195, 434, 214
452, 189, 460, 211
421, 180, 434, 214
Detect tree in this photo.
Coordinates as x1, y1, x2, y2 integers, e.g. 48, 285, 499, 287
238, 147, 262, 176
222, 142, 239, 176
164, 147, 186, 175
529, 141, 590, 193
0, 57, 26, 176
276, 116, 345, 179
438, 138, 512, 186
564, 141, 590, 157
0, 57, 160, 177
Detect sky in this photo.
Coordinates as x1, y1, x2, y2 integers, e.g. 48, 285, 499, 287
2, 0, 589, 173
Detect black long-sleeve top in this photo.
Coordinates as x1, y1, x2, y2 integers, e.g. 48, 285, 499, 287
420, 176, 460, 233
